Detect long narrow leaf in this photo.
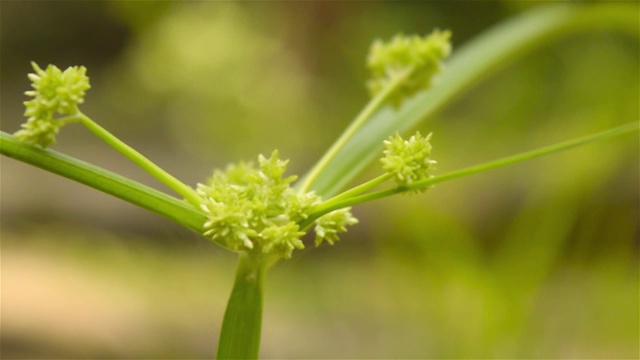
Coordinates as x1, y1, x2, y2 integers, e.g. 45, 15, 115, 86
1, 131, 206, 233
309, 4, 639, 198
216, 253, 267, 359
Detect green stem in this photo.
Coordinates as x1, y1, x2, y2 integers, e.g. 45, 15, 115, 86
408, 122, 639, 190
76, 113, 203, 206
217, 252, 268, 360
0, 131, 207, 232
301, 122, 638, 227
297, 69, 412, 194
322, 173, 392, 206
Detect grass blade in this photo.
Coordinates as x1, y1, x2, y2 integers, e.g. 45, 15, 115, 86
1, 131, 206, 233
217, 253, 267, 359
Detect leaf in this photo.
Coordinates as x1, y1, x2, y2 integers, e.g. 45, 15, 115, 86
0, 131, 206, 233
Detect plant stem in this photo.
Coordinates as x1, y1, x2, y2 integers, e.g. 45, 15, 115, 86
76, 113, 203, 206
217, 252, 268, 360
301, 122, 639, 226
298, 174, 391, 232
297, 69, 411, 194
322, 173, 392, 207
405, 122, 639, 190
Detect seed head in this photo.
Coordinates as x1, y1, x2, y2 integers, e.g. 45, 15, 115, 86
367, 30, 451, 107
381, 131, 436, 191
198, 151, 358, 259
15, 62, 90, 147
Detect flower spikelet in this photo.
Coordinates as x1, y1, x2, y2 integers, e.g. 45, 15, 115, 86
15, 62, 90, 147
261, 222, 305, 259
314, 208, 359, 247
381, 131, 436, 191
367, 30, 451, 107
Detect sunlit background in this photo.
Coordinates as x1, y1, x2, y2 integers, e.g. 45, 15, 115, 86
1, 2, 638, 358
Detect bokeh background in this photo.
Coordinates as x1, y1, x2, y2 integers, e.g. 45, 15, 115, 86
1, 1, 638, 358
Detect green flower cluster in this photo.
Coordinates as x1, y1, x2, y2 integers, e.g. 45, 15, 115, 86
314, 208, 358, 246
381, 131, 436, 190
367, 30, 451, 107
197, 151, 357, 259
15, 62, 90, 147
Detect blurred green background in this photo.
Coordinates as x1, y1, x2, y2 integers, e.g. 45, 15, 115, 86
1, 1, 638, 358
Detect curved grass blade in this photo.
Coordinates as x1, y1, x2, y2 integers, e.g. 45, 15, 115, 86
216, 253, 267, 359
1, 131, 206, 233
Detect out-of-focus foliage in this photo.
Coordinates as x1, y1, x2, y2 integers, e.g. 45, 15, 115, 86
1, 1, 637, 359
366, 30, 451, 106
107, 2, 323, 165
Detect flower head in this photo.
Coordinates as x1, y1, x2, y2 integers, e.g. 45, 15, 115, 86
198, 151, 358, 259
367, 30, 451, 107
14, 62, 90, 147
314, 208, 359, 247
381, 131, 436, 191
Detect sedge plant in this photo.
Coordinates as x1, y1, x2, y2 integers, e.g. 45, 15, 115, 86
1, 4, 638, 359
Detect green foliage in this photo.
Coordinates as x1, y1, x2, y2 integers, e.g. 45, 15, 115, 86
15, 62, 90, 147
367, 30, 451, 107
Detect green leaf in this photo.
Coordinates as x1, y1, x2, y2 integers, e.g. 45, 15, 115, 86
217, 253, 267, 359
0, 131, 206, 233
309, 4, 639, 198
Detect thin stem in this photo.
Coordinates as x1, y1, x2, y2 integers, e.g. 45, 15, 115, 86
76, 113, 202, 206
323, 173, 392, 207
301, 122, 638, 227
297, 69, 412, 194
299, 173, 393, 232
407, 122, 639, 191
56, 114, 84, 125
217, 252, 268, 360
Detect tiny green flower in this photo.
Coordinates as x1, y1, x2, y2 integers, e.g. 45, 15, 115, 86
314, 208, 359, 247
13, 116, 62, 149
367, 30, 451, 107
15, 62, 90, 147
381, 131, 436, 190
261, 222, 305, 259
